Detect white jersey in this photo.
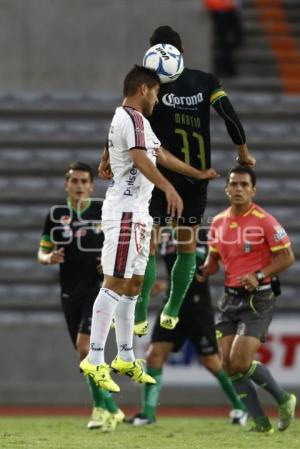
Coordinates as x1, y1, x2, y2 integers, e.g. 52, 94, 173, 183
102, 106, 161, 218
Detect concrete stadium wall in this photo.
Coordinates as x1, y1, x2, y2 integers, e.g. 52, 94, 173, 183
0, 0, 211, 93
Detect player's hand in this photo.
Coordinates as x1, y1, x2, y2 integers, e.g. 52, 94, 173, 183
238, 273, 259, 291
165, 186, 183, 218
98, 159, 113, 180
198, 168, 220, 180
96, 256, 103, 275
236, 154, 256, 168
195, 265, 211, 283
48, 248, 65, 264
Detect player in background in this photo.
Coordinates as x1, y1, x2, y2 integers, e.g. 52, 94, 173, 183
200, 166, 296, 433
126, 228, 247, 426
132, 25, 256, 333
80, 65, 218, 394
38, 162, 123, 432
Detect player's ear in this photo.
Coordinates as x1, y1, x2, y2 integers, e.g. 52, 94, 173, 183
140, 83, 148, 96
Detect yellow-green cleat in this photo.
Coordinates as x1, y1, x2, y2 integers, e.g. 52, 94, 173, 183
278, 393, 297, 431
111, 356, 156, 385
134, 320, 148, 337
160, 312, 179, 330
80, 357, 120, 393
101, 408, 125, 433
250, 416, 274, 434
87, 407, 110, 430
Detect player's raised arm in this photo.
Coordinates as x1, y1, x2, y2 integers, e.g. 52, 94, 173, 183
130, 148, 183, 217
210, 78, 256, 168
157, 147, 219, 180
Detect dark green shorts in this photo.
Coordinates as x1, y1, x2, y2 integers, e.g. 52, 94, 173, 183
215, 288, 275, 343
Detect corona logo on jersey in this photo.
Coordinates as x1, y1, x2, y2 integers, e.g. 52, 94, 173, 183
162, 92, 203, 109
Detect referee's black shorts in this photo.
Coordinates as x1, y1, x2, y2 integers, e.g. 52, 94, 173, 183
151, 295, 218, 356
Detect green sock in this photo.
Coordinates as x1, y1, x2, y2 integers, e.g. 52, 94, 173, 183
103, 389, 118, 413
163, 253, 196, 317
86, 377, 106, 408
135, 255, 157, 324
142, 367, 163, 419
215, 369, 246, 411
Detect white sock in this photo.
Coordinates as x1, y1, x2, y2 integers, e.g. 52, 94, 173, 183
88, 288, 120, 365
114, 295, 138, 362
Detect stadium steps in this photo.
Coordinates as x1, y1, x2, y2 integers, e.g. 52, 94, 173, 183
0, 89, 300, 313
215, 0, 300, 92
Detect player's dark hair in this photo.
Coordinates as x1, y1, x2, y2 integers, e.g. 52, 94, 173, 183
226, 166, 256, 187
65, 161, 94, 182
150, 26, 183, 53
123, 65, 160, 97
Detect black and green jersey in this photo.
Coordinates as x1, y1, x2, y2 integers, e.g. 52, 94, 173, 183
149, 67, 226, 185
39, 200, 104, 299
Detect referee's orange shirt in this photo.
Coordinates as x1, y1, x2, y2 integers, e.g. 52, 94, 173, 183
208, 203, 291, 287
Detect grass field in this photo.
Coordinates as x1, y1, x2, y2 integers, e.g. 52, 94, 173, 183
0, 417, 299, 449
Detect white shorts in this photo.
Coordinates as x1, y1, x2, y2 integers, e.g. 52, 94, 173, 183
101, 211, 153, 278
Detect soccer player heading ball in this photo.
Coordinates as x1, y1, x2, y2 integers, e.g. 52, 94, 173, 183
133, 25, 256, 334
81, 65, 219, 392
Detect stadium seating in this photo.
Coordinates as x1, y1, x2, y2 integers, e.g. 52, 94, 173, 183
0, 0, 300, 316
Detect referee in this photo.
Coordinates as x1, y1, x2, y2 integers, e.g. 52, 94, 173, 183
200, 166, 296, 433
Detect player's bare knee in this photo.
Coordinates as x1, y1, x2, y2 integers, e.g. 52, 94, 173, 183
146, 345, 165, 368
201, 354, 221, 374
221, 357, 231, 374
229, 358, 250, 375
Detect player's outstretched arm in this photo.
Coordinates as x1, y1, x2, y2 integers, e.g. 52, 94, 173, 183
130, 148, 183, 217
37, 247, 65, 265
157, 147, 219, 180
213, 96, 256, 167
236, 144, 256, 168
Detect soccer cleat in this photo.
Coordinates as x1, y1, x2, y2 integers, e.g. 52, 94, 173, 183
80, 357, 120, 393
111, 356, 156, 385
134, 320, 148, 337
249, 424, 274, 434
250, 417, 274, 434
229, 409, 248, 426
278, 393, 297, 431
160, 312, 179, 330
87, 407, 109, 429
101, 408, 125, 433
125, 413, 155, 426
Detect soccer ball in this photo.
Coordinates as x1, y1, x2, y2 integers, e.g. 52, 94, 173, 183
142, 43, 184, 84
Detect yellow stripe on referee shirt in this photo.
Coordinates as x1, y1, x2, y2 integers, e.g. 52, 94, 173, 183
270, 243, 291, 252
